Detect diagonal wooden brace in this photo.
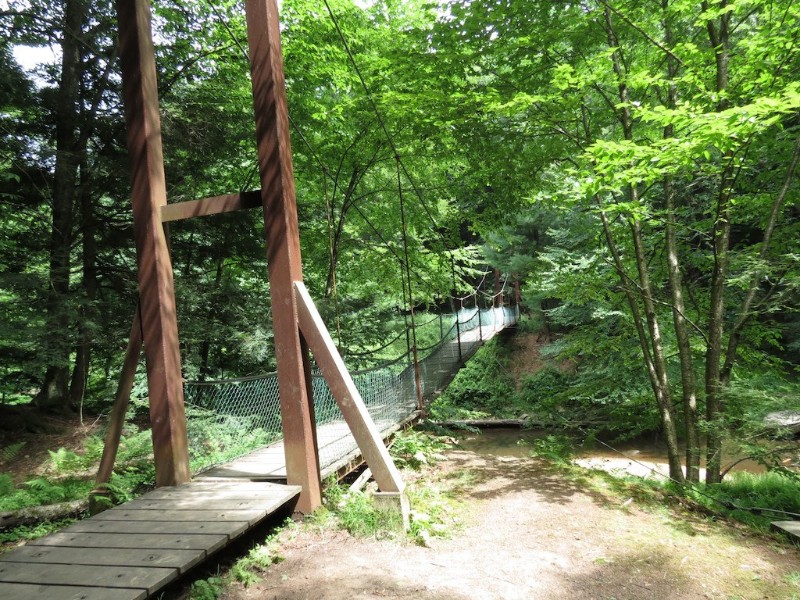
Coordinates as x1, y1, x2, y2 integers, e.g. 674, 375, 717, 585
294, 282, 405, 494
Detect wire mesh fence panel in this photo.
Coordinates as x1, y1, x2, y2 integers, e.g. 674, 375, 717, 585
179, 285, 520, 475
184, 374, 283, 474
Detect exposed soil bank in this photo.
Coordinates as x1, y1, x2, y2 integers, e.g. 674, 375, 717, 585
222, 443, 800, 600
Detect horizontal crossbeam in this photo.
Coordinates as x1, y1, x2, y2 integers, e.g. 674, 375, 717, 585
160, 190, 263, 222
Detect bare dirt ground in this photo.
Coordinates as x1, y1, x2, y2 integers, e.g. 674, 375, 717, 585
223, 447, 800, 600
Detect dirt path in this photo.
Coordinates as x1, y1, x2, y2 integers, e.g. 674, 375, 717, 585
223, 447, 800, 600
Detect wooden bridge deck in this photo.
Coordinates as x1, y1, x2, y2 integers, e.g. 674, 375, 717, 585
0, 316, 513, 600
0, 415, 412, 600
200, 418, 402, 481
0, 480, 300, 600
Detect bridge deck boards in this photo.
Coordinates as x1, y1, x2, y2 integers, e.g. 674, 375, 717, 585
772, 520, 800, 542
0, 481, 300, 600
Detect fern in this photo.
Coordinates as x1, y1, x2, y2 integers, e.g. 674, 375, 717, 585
0, 473, 15, 496
1, 441, 26, 462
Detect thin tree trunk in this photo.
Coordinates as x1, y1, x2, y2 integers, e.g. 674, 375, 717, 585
35, 0, 87, 411
603, 5, 684, 482
325, 167, 360, 298
720, 133, 800, 385
199, 245, 227, 381
69, 158, 99, 408
703, 0, 731, 485
662, 0, 700, 482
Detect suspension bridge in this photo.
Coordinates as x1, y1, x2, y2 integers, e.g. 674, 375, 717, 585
0, 283, 519, 600
0, 0, 522, 596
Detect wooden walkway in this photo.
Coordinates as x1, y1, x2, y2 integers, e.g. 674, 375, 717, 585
772, 520, 800, 543
0, 416, 412, 600
0, 480, 300, 600
200, 418, 401, 481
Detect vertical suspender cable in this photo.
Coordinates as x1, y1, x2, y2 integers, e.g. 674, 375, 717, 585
323, 170, 344, 347
397, 157, 423, 410
451, 257, 462, 363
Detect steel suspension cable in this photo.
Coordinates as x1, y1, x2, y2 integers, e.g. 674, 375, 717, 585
320, 0, 454, 256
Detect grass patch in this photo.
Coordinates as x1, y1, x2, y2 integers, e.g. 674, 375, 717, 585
0, 518, 76, 549
310, 429, 464, 545
530, 435, 800, 535
187, 520, 291, 599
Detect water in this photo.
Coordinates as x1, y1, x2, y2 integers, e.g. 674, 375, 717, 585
455, 427, 798, 478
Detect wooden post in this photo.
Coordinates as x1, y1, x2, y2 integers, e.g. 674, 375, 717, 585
93, 307, 143, 497
295, 283, 404, 493
245, 0, 322, 513
116, 0, 189, 487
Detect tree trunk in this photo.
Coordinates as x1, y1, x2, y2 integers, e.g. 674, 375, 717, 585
325, 167, 360, 298
34, 0, 88, 412
69, 159, 99, 408
703, 1, 731, 485
720, 134, 800, 385
662, 0, 700, 482
603, 5, 684, 482
198, 248, 226, 381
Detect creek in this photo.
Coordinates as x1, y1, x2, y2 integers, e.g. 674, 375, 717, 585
454, 427, 798, 479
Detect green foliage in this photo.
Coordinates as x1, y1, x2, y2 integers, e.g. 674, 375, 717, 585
230, 544, 284, 587
389, 430, 450, 470
688, 472, 800, 531
406, 481, 462, 546
334, 490, 404, 538
319, 435, 462, 544
527, 434, 574, 465
432, 338, 517, 419
188, 576, 226, 600
0, 473, 15, 496
0, 518, 76, 547
0, 476, 92, 511
1, 442, 25, 462
186, 412, 281, 474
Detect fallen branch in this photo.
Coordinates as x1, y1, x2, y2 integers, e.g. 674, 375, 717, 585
0, 499, 88, 530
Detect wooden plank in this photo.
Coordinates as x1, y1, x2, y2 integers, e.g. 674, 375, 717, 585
183, 480, 292, 491
772, 520, 800, 542
93, 508, 263, 525
124, 497, 275, 511
131, 480, 297, 498
160, 190, 263, 222
200, 465, 286, 479
28, 531, 225, 562
0, 582, 145, 600
1, 545, 205, 574
0, 466, 299, 599
295, 281, 405, 494
0, 562, 176, 594
63, 519, 243, 538
137, 485, 296, 500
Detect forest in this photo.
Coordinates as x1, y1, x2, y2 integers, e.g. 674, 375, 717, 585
1, 0, 799, 520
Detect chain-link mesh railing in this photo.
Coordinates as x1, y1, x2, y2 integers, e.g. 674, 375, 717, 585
183, 278, 520, 476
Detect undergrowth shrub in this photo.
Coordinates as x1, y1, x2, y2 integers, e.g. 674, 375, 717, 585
0, 477, 93, 511
389, 430, 449, 470
689, 471, 800, 530
431, 338, 517, 419
526, 434, 574, 465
